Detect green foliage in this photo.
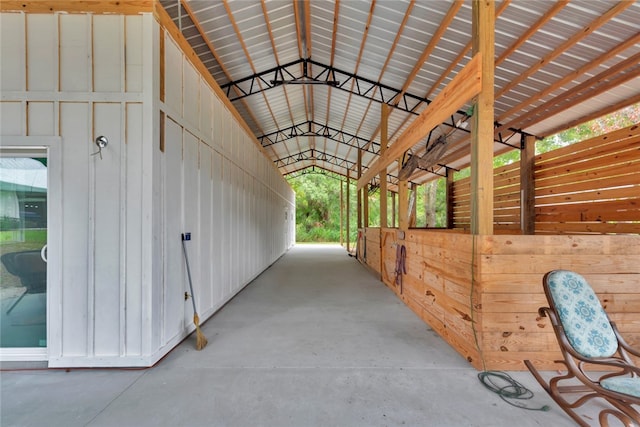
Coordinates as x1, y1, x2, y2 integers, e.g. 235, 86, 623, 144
537, 102, 640, 154
0, 216, 20, 231
286, 104, 639, 240
288, 173, 344, 242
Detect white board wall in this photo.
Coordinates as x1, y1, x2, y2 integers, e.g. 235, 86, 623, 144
0, 11, 295, 367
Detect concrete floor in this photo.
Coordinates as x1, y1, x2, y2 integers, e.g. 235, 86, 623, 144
1, 244, 588, 426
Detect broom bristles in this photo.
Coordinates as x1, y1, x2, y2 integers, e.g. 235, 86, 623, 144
193, 314, 208, 350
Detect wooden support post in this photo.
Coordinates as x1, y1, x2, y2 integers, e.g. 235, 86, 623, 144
398, 160, 410, 231
379, 104, 389, 228
391, 191, 396, 228
410, 183, 418, 228
446, 167, 455, 229
346, 171, 351, 252
340, 179, 344, 245
357, 152, 363, 230
363, 182, 369, 228
520, 134, 536, 235
470, 0, 495, 235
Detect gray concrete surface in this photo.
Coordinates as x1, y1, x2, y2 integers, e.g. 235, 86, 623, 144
2, 244, 587, 426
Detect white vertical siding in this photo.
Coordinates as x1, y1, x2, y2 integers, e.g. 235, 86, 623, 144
125, 103, 144, 356
27, 14, 58, 92
93, 102, 122, 356
0, 11, 294, 367
0, 13, 25, 91
59, 14, 91, 92
59, 102, 91, 357
93, 15, 124, 93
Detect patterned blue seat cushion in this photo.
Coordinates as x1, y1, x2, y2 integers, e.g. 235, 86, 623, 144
601, 377, 640, 398
546, 270, 618, 358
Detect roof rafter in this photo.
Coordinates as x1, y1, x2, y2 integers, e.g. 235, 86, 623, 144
497, 30, 640, 124
497, 51, 640, 136
495, 1, 633, 100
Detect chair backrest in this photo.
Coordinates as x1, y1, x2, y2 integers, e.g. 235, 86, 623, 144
544, 269, 618, 358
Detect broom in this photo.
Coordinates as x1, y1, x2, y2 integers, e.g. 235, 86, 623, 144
181, 233, 208, 350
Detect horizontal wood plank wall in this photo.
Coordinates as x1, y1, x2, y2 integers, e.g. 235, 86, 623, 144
452, 123, 640, 234
535, 124, 640, 234
372, 228, 640, 371
364, 228, 381, 273
377, 228, 483, 368
453, 163, 521, 234
478, 234, 640, 370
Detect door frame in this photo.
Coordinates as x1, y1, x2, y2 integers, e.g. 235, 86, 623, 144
0, 136, 61, 362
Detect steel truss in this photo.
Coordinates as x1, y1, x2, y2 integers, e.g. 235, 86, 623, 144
259, 120, 379, 153
221, 58, 530, 147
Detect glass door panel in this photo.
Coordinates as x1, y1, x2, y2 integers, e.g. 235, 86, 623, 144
0, 152, 47, 348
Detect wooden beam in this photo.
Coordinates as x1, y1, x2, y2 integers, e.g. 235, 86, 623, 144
395, 1, 463, 104
346, 170, 351, 252
495, 1, 567, 66
357, 53, 482, 189
391, 192, 397, 228
340, 180, 344, 246
495, 1, 633, 100
379, 104, 389, 228
497, 30, 640, 124
410, 183, 417, 228
496, 51, 640, 136
520, 135, 536, 235
363, 180, 369, 228
446, 168, 454, 229
0, 1, 152, 13
425, 0, 509, 100
398, 167, 409, 231
357, 149, 363, 229
470, 0, 494, 235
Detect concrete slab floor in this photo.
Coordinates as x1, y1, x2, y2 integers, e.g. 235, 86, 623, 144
1, 244, 593, 426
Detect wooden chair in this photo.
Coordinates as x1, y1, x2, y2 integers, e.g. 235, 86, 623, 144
525, 270, 640, 427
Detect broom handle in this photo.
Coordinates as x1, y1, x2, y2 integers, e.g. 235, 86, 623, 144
181, 236, 198, 315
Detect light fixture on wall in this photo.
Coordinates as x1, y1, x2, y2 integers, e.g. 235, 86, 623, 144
92, 136, 108, 160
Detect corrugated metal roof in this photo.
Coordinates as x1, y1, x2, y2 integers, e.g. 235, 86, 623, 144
160, 0, 640, 186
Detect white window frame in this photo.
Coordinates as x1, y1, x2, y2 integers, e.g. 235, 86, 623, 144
0, 136, 61, 362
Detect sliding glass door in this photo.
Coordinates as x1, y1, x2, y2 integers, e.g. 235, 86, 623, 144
0, 150, 48, 349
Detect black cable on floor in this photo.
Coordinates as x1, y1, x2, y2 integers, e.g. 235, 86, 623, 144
478, 370, 550, 411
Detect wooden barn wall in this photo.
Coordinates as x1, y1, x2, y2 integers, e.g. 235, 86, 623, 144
452, 123, 640, 234
452, 163, 521, 234
534, 124, 640, 234
0, 11, 295, 367
366, 228, 640, 370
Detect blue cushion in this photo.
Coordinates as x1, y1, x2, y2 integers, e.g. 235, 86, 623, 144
546, 270, 618, 358
601, 377, 640, 398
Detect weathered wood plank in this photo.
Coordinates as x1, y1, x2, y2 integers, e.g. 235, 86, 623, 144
481, 273, 640, 293
479, 234, 640, 255
1, 1, 153, 13
535, 222, 640, 234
